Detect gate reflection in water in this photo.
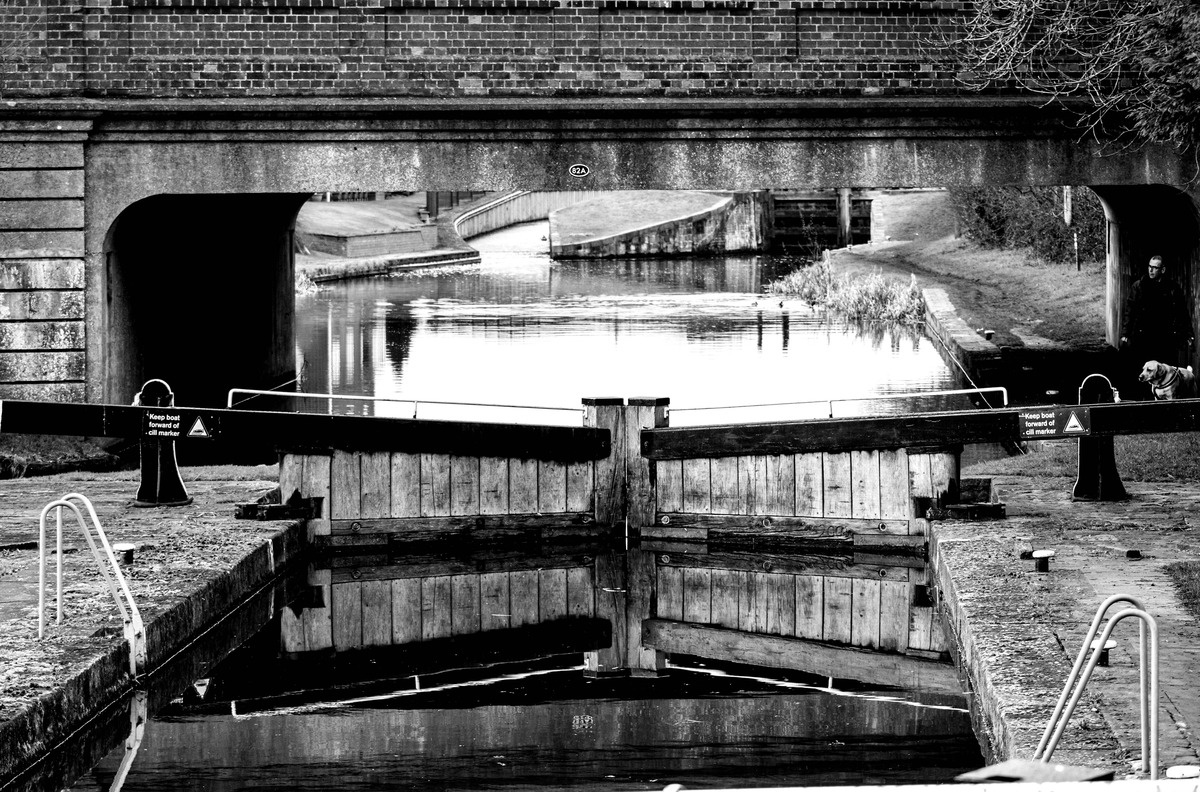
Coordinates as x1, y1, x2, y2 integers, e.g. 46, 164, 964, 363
74, 547, 982, 791
289, 222, 966, 425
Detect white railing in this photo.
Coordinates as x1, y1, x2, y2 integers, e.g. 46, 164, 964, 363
227, 388, 583, 420
38, 493, 147, 678
670, 386, 1009, 420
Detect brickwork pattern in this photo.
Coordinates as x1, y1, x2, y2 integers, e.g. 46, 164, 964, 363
0, 1, 972, 98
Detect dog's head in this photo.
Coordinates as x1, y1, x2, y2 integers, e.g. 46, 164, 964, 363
1139, 360, 1167, 384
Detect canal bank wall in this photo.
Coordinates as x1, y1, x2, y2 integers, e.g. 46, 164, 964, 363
0, 477, 308, 784
920, 286, 1121, 406
928, 478, 1200, 776
548, 191, 770, 258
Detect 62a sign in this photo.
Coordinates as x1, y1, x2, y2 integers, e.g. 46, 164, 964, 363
568, 163, 591, 178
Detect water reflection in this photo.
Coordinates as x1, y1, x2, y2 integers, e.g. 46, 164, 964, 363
78, 660, 979, 792
289, 223, 965, 425
60, 545, 982, 792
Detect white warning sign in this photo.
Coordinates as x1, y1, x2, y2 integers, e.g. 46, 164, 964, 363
143, 410, 182, 438
141, 409, 218, 440
187, 416, 210, 438
1018, 406, 1091, 439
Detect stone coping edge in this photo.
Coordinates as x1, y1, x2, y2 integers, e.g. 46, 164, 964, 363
0, 521, 309, 782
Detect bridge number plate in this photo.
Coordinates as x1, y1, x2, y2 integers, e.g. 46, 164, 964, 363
568, 163, 590, 178
1018, 406, 1091, 439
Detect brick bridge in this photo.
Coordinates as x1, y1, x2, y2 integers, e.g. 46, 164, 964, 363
1, 1, 1197, 407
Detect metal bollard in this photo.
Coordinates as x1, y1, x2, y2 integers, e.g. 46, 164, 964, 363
1072, 373, 1128, 502
1090, 638, 1117, 667
1032, 549, 1055, 573
132, 379, 193, 507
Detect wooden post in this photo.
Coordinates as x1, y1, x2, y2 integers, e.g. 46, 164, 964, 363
584, 398, 625, 528
1074, 375, 1128, 501
837, 187, 853, 247
626, 548, 666, 675
585, 551, 628, 677
627, 397, 669, 538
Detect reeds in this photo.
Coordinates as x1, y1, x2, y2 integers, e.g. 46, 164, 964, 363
768, 260, 926, 324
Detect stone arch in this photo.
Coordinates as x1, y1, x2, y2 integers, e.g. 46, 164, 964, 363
1091, 184, 1200, 369
100, 193, 310, 410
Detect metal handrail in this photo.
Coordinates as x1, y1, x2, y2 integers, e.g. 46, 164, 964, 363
670, 386, 1009, 418
1037, 598, 1158, 778
38, 493, 147, 678
226, 388, 583, 419
1035, 594, 1148, 764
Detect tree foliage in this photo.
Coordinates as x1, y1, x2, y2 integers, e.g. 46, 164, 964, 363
946, 0, 1200, 150
946, 186, 1106, 264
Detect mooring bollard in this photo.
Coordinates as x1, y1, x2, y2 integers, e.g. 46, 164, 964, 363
133, 379, 193, 507
1090, 638, 1117, 667
1072, 373, 1128, 502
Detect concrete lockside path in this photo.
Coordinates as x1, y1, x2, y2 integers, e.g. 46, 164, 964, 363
932, 475, 1200, 777
548, 190, 732, 252
0, 472, 303, 784
294, 193, 483, 282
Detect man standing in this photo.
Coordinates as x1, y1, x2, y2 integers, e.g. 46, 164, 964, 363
1120, 255, 1193, 366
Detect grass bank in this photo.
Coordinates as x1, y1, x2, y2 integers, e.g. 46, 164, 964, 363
964, 433, 1200, 482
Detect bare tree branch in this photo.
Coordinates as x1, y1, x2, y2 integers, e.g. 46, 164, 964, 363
942, 0, 1198, 149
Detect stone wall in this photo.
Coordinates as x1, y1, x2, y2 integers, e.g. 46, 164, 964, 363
0, 121, 88, 401
0, 1, 967, 98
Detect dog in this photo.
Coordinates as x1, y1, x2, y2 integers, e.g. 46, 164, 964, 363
1139, 360, 1199, 400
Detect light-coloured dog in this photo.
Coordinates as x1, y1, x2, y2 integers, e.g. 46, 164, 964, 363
1139, 360, 1199, 400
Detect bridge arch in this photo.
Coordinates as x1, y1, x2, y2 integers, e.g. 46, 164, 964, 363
100, 193, 309, 407
1091, 185, 1200, 352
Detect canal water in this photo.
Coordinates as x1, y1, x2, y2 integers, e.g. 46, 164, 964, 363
35, 223, 989, 792
285, 221, 971, 425
72, 650, 983, 792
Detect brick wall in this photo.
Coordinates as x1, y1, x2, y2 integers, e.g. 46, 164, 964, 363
0, 1, 971, 98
